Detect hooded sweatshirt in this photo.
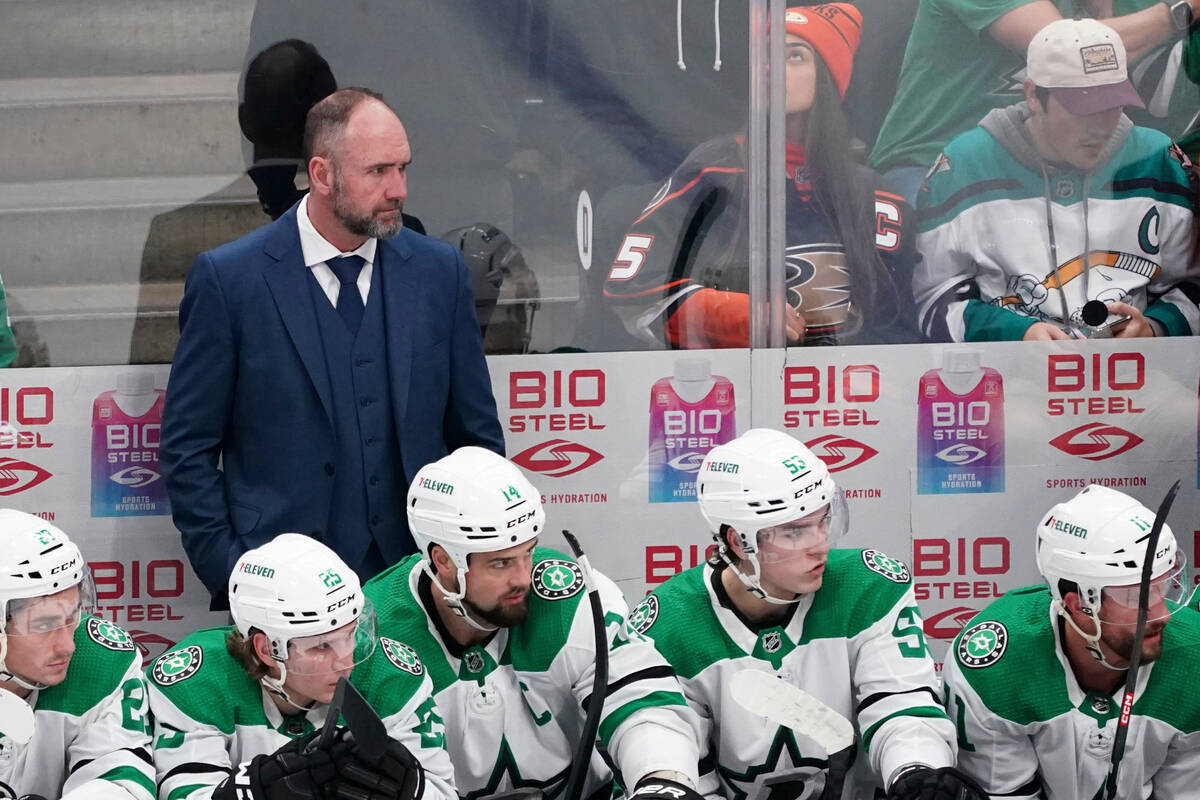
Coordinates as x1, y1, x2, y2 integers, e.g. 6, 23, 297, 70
913, 101, 1199, 342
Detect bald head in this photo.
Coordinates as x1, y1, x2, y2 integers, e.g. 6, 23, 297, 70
303, 87, 392, 163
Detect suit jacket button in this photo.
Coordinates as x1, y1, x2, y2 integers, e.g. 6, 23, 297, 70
324, 463, 335, 476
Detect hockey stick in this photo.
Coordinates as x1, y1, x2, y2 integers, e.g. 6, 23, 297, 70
562, 530, 608, 800
0, 686, 33, 744
730, 669, 854, 799
312, 676, 390, 759
1104, 479, 1181, 800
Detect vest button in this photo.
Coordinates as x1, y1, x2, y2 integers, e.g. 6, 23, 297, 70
369, 476, 379, 486
324, 463, 335, 476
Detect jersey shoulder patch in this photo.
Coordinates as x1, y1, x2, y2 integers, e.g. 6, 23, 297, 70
380, 637, 424, 676
151, 644, 204, 686
955, 620, 1008, 668
860, 549, 912, 584
86, 617, 137, 652
531, 558, 584, 601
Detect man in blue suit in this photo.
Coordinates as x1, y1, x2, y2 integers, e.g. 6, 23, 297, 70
162, 87, 505, 609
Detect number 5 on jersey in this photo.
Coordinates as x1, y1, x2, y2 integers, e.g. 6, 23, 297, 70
609, 235, 655, 281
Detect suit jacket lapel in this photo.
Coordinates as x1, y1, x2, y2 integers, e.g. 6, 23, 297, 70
262, 210, 335, 426
381, 232, 415, 438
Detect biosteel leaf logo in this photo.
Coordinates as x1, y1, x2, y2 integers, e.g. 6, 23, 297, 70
511, 439, 604, 478
0, 457, 52, 495
804, 435, 878, 472
923, 606, 979, 640
1049, 423, 1143, 461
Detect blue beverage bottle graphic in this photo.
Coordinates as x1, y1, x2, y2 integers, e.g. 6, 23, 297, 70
91, 372, 169, 516
916, 351, 1005, 494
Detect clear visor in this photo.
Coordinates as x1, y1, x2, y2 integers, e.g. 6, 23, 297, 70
5, 573, 97, 637
755, 493, 848, 564
1097, 550, 1189, 624
283, 602, 376, 675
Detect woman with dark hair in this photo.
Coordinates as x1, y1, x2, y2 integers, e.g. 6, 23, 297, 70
603, 4, 920, 348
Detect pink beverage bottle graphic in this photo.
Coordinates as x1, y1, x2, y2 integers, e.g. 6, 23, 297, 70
649, 358, 736, 503
917, 351, 1005, 494
91, 372, 168, 516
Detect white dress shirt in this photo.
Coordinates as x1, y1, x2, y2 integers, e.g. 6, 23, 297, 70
296, 193, 377, 307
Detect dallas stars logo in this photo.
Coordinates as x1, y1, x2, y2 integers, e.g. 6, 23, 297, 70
152, 645, 203, 685
957, 621, 1007, 669
381, 637, 423, 676
87, 617, 135, 652
718, 726, 830, 800
628, 596, 660, 634
532, 560, 583, 601
861, 549, 911, 583
462, 736, 569, 800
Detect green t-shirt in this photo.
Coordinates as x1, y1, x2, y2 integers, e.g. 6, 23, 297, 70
872, 0, 1198, 172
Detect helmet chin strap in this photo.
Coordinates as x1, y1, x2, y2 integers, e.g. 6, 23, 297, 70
718, 547, 802, 606
0, 634, 51, 692
1053, 599, 1126, 672
260, 662, 317, 712
422, 562, 498, 633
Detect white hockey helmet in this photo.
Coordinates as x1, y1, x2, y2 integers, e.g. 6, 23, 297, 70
1036, 484, 1186, 625
229, 533, 375, 676
698, 429, 847, 602
408, 447, 544, 627
408, 446, 544, 570
0, 510, 96, 689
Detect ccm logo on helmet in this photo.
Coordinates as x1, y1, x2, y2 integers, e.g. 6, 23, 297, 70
793, 482, 822, 500
50, 556, 79, 575
507, 510, 537, 528
325, 595, 354, 614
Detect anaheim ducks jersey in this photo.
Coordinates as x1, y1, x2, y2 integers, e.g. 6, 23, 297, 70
602, 135, 919, 348
915, 104, 1199, 342
942, 586, 1200, 800
0, 616, 155, 800
146, 626, 456, 800
361, 549, 703, 800
632, 551, 955, 800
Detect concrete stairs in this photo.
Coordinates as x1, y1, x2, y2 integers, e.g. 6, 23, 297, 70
0, 0, 261, 365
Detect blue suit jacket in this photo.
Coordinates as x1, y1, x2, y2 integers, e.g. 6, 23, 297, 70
162, 206, 504, 602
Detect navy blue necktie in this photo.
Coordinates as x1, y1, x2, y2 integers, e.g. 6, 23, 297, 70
327, 255, 366, 334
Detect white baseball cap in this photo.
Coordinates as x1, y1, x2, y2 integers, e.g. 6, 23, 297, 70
1027, 18, 1144, 115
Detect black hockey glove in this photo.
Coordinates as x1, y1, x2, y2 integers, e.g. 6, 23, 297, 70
628, 777, 706, 800
212, 732, 338, 800
328, 728, 426, 800
887, 766, 987, 800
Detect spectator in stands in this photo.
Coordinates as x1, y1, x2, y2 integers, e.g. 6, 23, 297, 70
162, 88, 504, 610
871, 0, 1200, 203
914, 18, 1200, 342
602, 4, 920, 349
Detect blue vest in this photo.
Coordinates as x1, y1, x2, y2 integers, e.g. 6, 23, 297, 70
308, 266, 410, 577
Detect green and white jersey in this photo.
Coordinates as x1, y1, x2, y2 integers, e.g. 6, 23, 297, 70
147, 626, 456, 800
943, 586, 1200, 799
915, 104, 1198, 342
362, 549, 702, 800
0, 616, 155, 800
633, 551, 954, 800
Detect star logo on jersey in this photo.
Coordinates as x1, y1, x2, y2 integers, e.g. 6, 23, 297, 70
718, 726, 830, 800
628, 596, 660, 635
861, 549, 910, 584
1049, 423, 1144, 461
532, 560, 584, 600
381, 637, 423, 676
462, 736, 569, 800
152, 645, 203, 685
957, 621, 1008, 669
87, 617, 135, 652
